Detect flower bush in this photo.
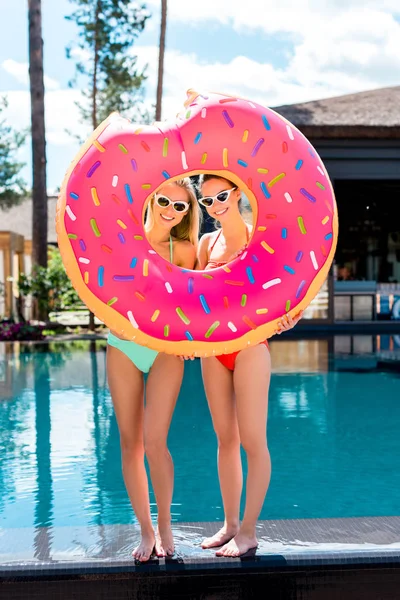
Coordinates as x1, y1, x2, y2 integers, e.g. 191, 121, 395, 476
0, 321, 45, 341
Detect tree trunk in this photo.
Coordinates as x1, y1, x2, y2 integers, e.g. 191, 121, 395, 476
28, 0, 48, 269
87, 0, 102, 332
155, 0, 167, 121
92, 0, 101, 131
28, 0, 48, 321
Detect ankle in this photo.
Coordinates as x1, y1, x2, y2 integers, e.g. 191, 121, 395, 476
140, 523, 155, 537
238, 523, 256, 538
224, 520, 240, 532
157, 516, 172, 529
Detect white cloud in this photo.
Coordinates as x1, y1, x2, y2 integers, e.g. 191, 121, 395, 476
2, 0, 399, 188
68, 47, 91, 67
147, 0, 400, 34
4, 2, 398, 134
2, 88, 88, 143
5, 14, 397, 156
2, 59, 60, 91
2, 59, 30, 86
286, 9, 400, 92
139, 2, 400, 115
146, 0, 400, 34
134, 20, 400, 120
1, 89, 87, 191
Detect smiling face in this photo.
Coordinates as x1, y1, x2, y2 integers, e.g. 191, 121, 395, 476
200, 177, 241, 222
151, 182, 191, 231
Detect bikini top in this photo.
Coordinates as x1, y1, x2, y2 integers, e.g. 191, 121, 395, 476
205, 228, 250, 270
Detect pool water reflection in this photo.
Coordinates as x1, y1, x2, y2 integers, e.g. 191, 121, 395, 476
0, 336, 399, 532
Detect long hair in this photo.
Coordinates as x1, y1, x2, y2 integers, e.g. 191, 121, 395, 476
145, 178, 202, 247
198, 174, 250, 228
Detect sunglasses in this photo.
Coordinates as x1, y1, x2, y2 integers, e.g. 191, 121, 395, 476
154, 194, 190, 213
198, 187, 237, 208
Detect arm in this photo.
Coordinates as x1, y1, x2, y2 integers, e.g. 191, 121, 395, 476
274, 311, 303, 335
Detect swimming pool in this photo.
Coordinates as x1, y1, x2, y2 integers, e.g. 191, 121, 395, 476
0, 336, 399, 530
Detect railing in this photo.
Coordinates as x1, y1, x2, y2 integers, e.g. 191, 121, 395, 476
334, 281, 400, 321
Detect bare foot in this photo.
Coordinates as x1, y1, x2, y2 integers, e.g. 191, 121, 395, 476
132, 530, 155, 562
155, 523, 175, 557
201, 524, 239, 549
215, 531, 258, 557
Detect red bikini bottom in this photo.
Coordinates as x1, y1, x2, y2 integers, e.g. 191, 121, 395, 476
216, 341, 269, 371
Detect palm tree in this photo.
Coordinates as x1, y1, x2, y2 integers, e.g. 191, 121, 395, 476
28, 0, 48, 273
155, 0, 167, 121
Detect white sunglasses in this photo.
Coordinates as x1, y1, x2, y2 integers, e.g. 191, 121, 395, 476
154, 194, 190, 213
198, 187, 237, 208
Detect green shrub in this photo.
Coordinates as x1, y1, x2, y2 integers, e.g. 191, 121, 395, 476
18, 247, 81, 316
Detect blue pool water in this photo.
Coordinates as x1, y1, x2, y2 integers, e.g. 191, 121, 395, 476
0, 337, 400, 530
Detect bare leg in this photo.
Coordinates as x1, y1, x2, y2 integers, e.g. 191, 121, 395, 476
200, 357, 242, 549
216, 344, 271, 557
106, 345, 154, 562
145, 353, 184, 557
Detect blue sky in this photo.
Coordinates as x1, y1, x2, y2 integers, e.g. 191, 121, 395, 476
1, 0, 399, 191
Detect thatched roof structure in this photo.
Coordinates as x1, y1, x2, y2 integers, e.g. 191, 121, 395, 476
0, 196, 58, 243
274, 86, 400, 139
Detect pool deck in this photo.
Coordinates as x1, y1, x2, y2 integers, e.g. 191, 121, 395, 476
4, 318, 400, 345
53, 320, 400, 337
1, 517, 400, 599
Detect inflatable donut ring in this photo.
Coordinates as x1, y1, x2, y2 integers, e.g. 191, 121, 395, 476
56, 89, 338, 357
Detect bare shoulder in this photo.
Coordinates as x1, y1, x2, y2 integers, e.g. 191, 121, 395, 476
199, 231, 217, 251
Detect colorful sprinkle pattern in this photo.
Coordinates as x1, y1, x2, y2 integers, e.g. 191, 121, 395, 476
61, 92, 337, 346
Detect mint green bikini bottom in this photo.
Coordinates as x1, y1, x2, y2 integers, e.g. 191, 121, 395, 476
107, 333, 158, 373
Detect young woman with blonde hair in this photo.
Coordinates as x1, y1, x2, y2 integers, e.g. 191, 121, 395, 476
196, 174, 302, 557
107, 178, 201, 561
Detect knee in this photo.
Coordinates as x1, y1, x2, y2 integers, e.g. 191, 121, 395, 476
144, 435, 168, 461
120, 434, 144, 462
216, 429, 241, 452
240, 434, 269, 457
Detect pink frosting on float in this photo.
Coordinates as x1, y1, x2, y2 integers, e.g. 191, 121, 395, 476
60, 91, 337, 346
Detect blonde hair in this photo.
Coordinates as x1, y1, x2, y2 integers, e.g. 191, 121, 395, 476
198, 174, 249, 229
145, 178, 201, 247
